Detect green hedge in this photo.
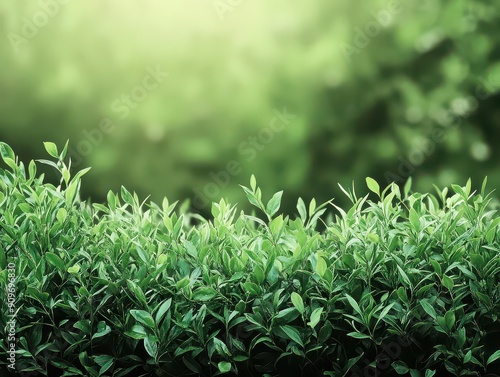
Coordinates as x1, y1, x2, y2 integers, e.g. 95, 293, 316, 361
1, 142, 499, 377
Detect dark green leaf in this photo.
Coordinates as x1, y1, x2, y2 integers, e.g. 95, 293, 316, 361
130, 310, 155, 329
279, 325, 303, 347
45, 252, 65, 271
218, 362, 232, 374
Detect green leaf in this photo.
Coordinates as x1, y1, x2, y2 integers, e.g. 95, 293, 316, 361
366, 177, 380, 196
95, 355, 114, 376
397, 265, 412, 287
392, 361, 410, 374
192, 287, 218, 301
121, 186, 134, 206
291, 292, 305, 314
155, 298, 172, 324
404, 177, 412, 197
73, 320, 90, 334
280, 325, 304, 347
429, 259, 442, 276
0, 246, 6, 269
0, 142, 15, 160
125, 325, 147, 340
130, 310, 155, 329
269, 215, 284, 235
376, 303, 395, 325
218, 361, 232, 374
409, 208, 420, 229
345, 294, 363, 316
241, 186, 262, 208
420, 299, 437, 319
67, 264, 81, 274
416, 283, 435, 297
253, 265, 265, 284
308, 198, 316, 217
487, 350, 500, 365
367, 233, 380, 243
61, 166, 71, 184
275, 307, 301, 323
45, 252, 65, 271
28, 160, 37, 179
65, 180, 79, 204
72, 167, 91, 182
98, 359, 113, 376
60, 140, 70, 160
316, 256, 327, 277
157, 254, 168, 266
266, 191, 283, 217
36, 158, 59, 171
297, 197, 307, 221
94, 354, 113, 367
43, 142, 59, 158
127, 280, 148, 306
463, 350, 472, 363
397, 287, 409, 303
318, 321, 333, 343
465, 178, 472, 196
242, 282, 261, 296
57, 208, 67, 224
444, 310, 455, 331
144, 335, 158, 358
92, 321, 111, 340
107, 191, 116, 211
2, 157, 17, 171
457, 327, 466, 348
250, 174, 257, 191
212, 337, 231, 356
308, 307, 323, 329
347, 331, 371, 339
442, 275, 454, 291
470, 254, 484, 270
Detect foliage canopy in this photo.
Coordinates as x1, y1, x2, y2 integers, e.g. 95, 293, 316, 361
0, 142, 499, 376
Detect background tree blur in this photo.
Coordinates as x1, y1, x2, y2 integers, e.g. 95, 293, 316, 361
0, 1, 498, 215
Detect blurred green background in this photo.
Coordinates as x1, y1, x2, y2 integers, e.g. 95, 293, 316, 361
1, 1, 499, 215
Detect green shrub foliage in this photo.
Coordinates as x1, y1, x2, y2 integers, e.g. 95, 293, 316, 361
1, 142, 499, 376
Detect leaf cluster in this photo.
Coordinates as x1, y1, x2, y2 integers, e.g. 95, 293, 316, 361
0, 142, 499, 377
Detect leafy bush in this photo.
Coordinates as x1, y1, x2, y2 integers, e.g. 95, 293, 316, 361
1, 142, 499, 377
